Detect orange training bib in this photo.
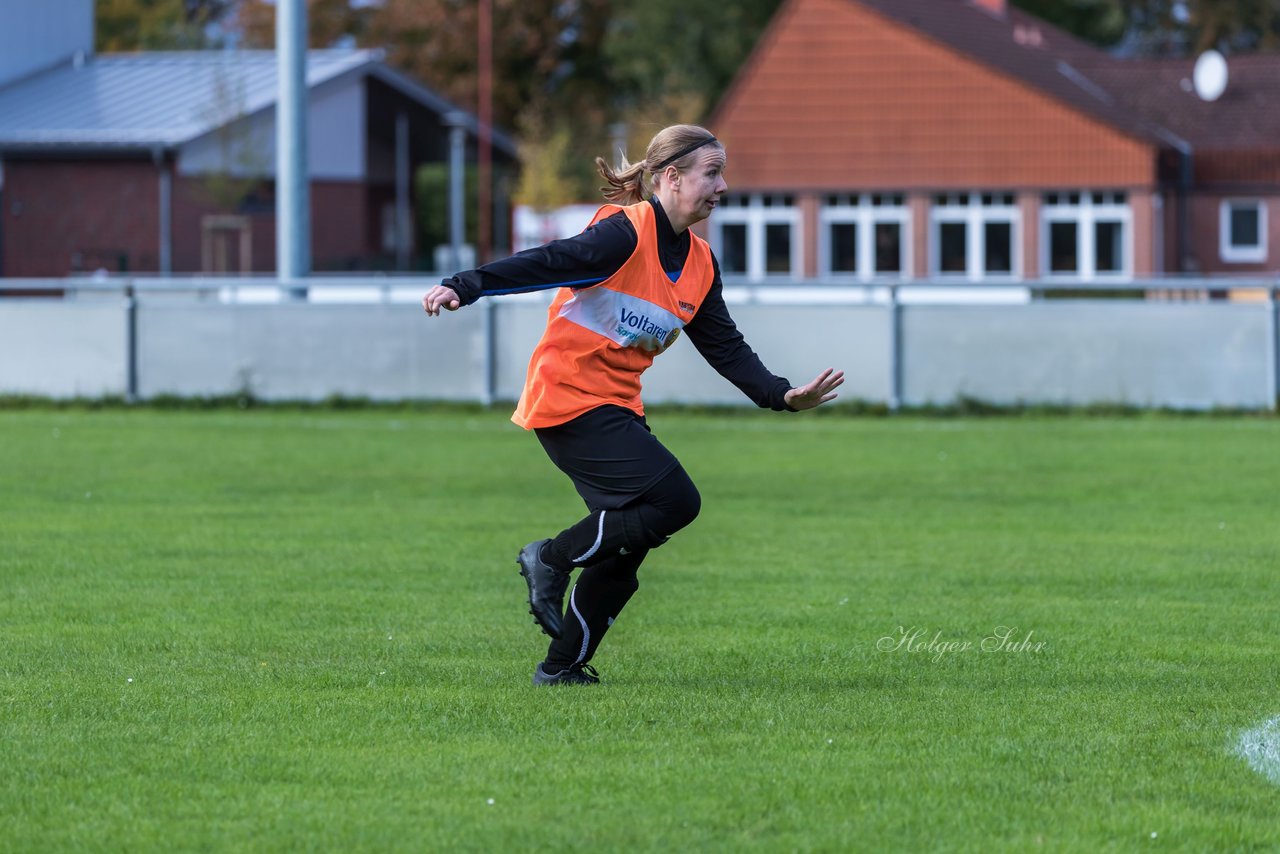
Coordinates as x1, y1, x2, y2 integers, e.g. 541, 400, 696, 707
511, 201, 715, 429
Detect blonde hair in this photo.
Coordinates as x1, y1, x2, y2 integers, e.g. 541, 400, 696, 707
595, 124, 722, 205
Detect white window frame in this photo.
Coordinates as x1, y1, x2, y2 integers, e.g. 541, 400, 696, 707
710, 193, 801, 280
817, 194, 911, 281
928, 192, 1021, 281
1219, 199, 1268, 263
1040, 191, 1132, 281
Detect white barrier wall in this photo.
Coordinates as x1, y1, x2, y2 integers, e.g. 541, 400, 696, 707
0, 299, 128, 397
1, 295, 1276, 409
641, 305, 891, 405
493, 302, 552, 401
902, 302, 1272, 409
137, 303, 488, 400
491, 302, 891, 406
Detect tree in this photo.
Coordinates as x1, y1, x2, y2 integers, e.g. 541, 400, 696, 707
1013, 0, 1280, 56
194, 65, 273, 210
236, 0, 373, 52
603, 0, 784, 121
1184, 0, 1280, 52
1011, 0, 1128, 47
512, 116, 581, 210
238, 0, 617, 200
238, 0, 612, 133
96, 0, 238, 51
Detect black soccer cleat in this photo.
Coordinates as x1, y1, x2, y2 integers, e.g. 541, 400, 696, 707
532, 662, 601, 686
517, 539, 570, 640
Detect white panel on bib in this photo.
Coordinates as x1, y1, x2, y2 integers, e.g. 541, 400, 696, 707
558, 287, 685, 353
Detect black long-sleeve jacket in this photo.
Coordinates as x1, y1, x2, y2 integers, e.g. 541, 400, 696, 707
441, 197, 793, 411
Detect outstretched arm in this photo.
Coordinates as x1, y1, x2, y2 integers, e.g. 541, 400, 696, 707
421, 212, 636, 317
685, 257, 844, 412
684, 267, 793, 410
783, 368, 845, 410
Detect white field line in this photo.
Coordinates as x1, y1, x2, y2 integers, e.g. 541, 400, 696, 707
1238, 716, 1280, 785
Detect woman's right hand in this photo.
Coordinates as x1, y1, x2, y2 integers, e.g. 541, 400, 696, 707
422, 285, 462, 316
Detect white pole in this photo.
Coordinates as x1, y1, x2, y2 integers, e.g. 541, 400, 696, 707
154, 147, 171, 275
889, 284, 902, 411
446, 111, 467, 273
1269, 285, 1279, 411
276, 0, 309, 299
395, 112, 411, 271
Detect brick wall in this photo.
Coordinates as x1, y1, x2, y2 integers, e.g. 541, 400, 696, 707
2, 158, 380, 276
170, 176, 274, 273
2, 158, 161, 276
312, 181, 372, 271
1188, 192, 1279, 275
171, 177, 372, 273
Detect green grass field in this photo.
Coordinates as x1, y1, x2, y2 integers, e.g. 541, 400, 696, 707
3, 408, 1279, 851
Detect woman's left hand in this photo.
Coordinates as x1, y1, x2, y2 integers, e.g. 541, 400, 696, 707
784, 368, 845, 410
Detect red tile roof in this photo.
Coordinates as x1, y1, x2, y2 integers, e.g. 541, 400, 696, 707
748, 0, 1280, 153
849, 0, 1181, 145
711, 0, 1158, 190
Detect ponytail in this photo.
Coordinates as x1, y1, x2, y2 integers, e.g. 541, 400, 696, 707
595, 124, 721, 205
595, 156, 650, 205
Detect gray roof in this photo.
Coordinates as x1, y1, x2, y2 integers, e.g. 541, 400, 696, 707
0, 49, 515, 154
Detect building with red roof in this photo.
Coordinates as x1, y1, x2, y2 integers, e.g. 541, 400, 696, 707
707, 0, 1280, 284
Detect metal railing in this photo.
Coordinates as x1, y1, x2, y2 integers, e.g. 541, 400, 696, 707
2, 274, 1277, 410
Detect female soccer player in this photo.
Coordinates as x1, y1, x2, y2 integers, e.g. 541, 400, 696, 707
423, 124, 843, 685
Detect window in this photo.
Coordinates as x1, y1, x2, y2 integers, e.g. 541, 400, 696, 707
1049, 222, 1078, 273
1041, 191, 1131, 279
818, 193, 909, 280
709, 194, 800, 279
1094, 220, 1124, 273
829, 223, 858, 273
929, 192, 1019, 279
875, 222, 903, 274
984, 222, 1013, 273
1220, 200, 1267, 263
720, 223, 748, 275
765, 223, 792, 273
939, 223, 967, 273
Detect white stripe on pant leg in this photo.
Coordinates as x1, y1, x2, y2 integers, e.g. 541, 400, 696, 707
569, 586, 590, 665
571, 510, 607, 564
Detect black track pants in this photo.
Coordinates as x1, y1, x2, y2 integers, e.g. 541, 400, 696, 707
534, 406, 701, 668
